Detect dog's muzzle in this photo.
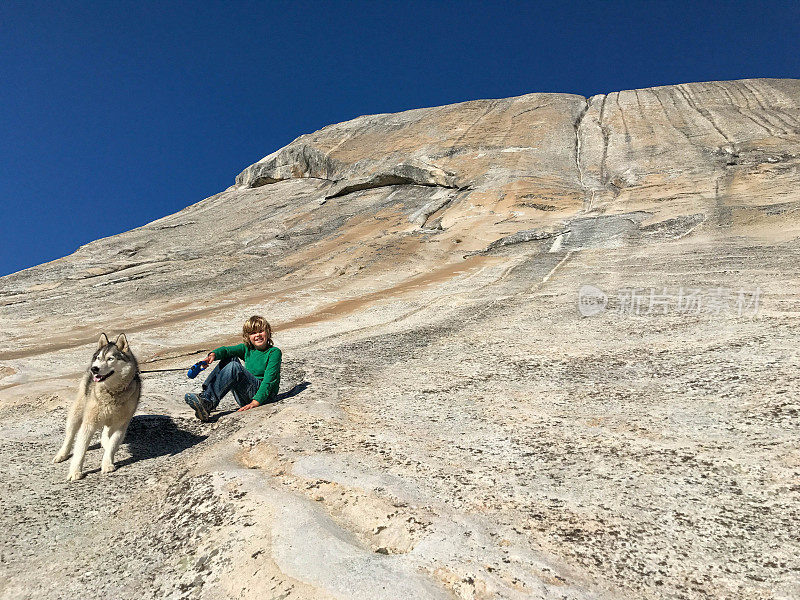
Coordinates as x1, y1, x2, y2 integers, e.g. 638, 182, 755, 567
91, 369, 114, 383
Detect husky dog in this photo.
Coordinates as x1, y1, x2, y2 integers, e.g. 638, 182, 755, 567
53, 333, 141, 481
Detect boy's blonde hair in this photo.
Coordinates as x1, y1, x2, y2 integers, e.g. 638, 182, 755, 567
242, 315, 273, 349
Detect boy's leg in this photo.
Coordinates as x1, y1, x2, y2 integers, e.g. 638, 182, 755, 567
230, 368, 262, 407
200, 358, 236, 409
186, 360, 239, 420
203, 358, 260, 409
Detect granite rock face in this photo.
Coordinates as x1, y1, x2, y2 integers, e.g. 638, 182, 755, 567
1, 79, 799, 599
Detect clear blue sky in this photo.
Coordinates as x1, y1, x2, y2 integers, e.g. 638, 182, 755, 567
1, 1, 798, 276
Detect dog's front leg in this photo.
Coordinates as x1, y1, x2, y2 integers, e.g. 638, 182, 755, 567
101, 424, 128, 473
100, 425, 110, 452
53, 402, 83, 463
67, 422, 97, 481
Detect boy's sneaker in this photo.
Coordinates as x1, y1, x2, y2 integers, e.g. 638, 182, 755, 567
185, 392, 211, 422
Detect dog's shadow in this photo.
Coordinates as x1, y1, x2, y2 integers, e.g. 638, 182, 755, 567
85, 382, 311, 462
98, 415, 208, 467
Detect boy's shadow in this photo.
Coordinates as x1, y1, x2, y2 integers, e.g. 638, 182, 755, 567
207, 380, 311, 422
276, 381, 310, 402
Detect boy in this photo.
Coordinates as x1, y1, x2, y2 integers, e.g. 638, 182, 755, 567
185, 315, 281, 421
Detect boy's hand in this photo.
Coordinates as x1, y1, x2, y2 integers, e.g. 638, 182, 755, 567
206, 352, 216, 364
237, 400, 260, 412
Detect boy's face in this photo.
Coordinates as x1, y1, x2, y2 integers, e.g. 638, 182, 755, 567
249, 329, 268, 350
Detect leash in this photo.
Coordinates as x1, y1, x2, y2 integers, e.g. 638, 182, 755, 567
139, 361, 208, 378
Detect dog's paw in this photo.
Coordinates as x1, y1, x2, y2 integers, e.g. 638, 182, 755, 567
53, 452, 69, 464
101, 463, 116, 474
66, 471, 85, 481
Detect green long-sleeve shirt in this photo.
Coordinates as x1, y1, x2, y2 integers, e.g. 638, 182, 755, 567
212, 343, 281, 405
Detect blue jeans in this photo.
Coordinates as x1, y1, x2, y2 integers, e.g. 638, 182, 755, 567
202, 358, 261, 409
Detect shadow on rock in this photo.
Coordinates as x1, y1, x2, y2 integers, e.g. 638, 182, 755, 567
117, 415, 208, 466
276, 381, 310, 401
203, 381, 312, 423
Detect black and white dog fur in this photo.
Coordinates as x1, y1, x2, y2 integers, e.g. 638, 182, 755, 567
53, 333, 141, 481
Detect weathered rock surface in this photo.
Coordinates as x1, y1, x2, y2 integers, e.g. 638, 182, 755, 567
1, 78, 799, 599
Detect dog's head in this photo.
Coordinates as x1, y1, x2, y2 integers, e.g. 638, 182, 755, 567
90, 333, 138, 385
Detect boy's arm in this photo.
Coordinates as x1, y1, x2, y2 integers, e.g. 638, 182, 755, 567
210, 343, 247, 362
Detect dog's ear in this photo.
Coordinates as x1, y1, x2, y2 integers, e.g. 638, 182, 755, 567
98, 333, 110, 349
115, 333, 129, 352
